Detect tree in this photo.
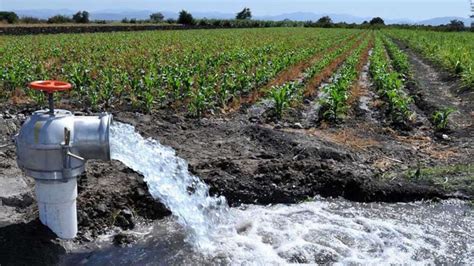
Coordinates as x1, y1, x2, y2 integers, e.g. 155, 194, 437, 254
0, 11, 19, 24
47, 15, 73, 24
150, 12, 164, 23
316, 16, 333, 27
236, 7, 252, 20
370, 17, 385, 25
177, 10, 194, 25
447, 19, 464, 31
20, 16, 42, 24
72, 11, 89, 23
166, 18, 176, 24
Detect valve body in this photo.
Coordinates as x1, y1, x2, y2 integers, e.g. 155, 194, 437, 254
15, 109, 112, 238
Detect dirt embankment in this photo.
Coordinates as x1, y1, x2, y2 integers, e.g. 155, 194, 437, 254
0, 43, 472, 265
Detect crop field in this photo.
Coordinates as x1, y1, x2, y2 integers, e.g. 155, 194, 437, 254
1, 28, 472, 121
3, 26, 471, 191
0, 27, 473, 172
1, 28, 358, 114
1, 25, 473, 265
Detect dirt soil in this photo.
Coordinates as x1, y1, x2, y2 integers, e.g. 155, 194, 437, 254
0, 44, 472, 265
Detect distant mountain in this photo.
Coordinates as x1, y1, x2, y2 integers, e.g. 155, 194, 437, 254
11, 9, 471, 26
13, 9, 76, 19
257, 12, 372, 23
416, 17, 471, 26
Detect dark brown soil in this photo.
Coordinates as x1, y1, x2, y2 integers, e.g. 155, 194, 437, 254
0, 42, 472, 265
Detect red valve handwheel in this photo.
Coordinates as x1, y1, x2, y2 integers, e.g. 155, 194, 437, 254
29, 80, 72, 93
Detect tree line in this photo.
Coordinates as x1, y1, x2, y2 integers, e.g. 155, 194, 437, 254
0, 9, 471, 32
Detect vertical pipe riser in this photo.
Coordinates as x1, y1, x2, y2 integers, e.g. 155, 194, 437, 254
35, 179, 78, 239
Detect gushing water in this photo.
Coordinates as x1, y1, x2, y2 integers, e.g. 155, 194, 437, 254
110, 122, 231, 249
105, 122, 473, 264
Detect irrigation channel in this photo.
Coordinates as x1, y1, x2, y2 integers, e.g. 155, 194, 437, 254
62, 122, 472, 265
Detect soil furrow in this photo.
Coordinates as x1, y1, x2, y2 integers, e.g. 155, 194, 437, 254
303, 33, 366, 98
224, 34, 360, 113
245, 34, 368, 124
347, 35, 374, 109
393, 39, 474, 134
286, 35, 369, 127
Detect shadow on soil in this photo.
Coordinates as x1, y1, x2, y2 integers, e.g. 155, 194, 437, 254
0, 219, 66, 266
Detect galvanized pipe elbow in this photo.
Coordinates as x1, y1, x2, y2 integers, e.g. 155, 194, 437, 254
15, 110, 113, 181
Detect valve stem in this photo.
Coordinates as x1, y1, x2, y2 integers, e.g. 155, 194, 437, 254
48, 92, 55, 115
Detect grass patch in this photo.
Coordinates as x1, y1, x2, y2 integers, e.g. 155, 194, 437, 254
401, 163, 473, 193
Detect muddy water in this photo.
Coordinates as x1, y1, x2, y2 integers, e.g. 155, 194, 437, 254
62, 198, 472, 265
62, 123, 472, 265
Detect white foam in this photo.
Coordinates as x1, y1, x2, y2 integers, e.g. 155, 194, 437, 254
205, 199, 471, 265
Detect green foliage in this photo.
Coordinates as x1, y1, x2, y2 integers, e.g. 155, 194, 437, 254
150, 12, 165, 23
447, 20, 465, 32
47, 15, 73, 24
382, 36, 410, 76
265, 32, 365, 120
0, 28, 363, 116
0, 11, 19, 24
72, 11, 89, 24
316, 16, 333, 28
385, 29, 474, 89
432, 107, 455, 130
236, 8, 252, 20
178, 10, 194, 25
369, 35, 413, 122
193, 18, 304, 28
20, 16, 43, 24
401, 163, 473, 193
269, 83, 295, 118
320, 37, 370, 121
370, 17, 385, 25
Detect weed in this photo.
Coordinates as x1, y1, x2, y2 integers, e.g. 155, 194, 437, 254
432, 107, 455, 130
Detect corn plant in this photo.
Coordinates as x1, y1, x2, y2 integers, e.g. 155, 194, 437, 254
432, 107, 455, 130
320, 37, 370, 121
370, 35, 413, 123
268, 83, 298, 118
382, 35, 410, 77
385, 29, 474, 89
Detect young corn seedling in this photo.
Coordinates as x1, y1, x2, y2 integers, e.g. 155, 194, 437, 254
269, 83, 295, 119
432, 107, 455, 131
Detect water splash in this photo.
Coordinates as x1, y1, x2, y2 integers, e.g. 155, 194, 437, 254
107, 122, 472, 264
63, 198, 472, 265
110, 122, 231, 249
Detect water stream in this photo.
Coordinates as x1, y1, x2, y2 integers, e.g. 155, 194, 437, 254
108, 122, 231, 250
62, 122, 472, 264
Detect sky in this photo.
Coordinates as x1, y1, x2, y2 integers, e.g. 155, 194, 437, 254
1, 0, 471, 20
